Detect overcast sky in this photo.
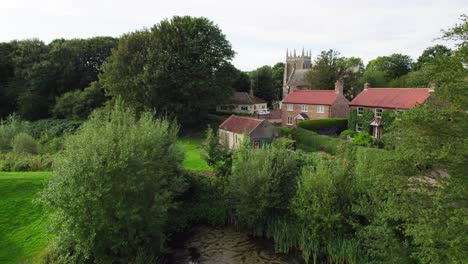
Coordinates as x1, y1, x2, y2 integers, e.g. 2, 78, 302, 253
1, 0, 466, 70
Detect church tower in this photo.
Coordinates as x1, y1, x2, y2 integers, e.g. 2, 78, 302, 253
282, 48, 312, 99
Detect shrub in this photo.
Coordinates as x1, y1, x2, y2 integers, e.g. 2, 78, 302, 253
353, 132, 374, 147
291, 127, 345, 154
39, 103, 186, 262
0, 115, 30, 152
297, 118, 348, 135
228, 144, 302, 231
278, 127, 292, 137
12, 133, 38, 155
0, 152, 53, 171
340, 129, 356, 138
272, 137, 296, 150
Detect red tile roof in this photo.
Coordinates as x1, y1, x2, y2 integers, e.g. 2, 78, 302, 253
350, 88, 431, 109
282, 90, 338, 105
219, 115, 264, 134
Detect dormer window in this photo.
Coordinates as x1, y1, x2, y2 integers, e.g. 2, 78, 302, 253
375, 108, 383, 118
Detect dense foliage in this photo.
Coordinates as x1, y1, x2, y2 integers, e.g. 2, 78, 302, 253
297, 118, 348, 135
0, 37, 118, 120
40, 103, 186, 263
291, 127, 344, 154
101, 16, 235, 127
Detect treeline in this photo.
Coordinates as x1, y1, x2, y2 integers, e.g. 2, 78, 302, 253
0, 37, 118, 120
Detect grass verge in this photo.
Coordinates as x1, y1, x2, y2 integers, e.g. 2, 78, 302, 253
0, 171, 51, 263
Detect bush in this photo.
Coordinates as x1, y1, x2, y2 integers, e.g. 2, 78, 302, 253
39, 103, 186, 262
272, 137, 296, 150
340, 129, 356, 138
0, 152, 53, 171
291, 127, 345, 154
0, 115, 30, 152
228, 144, 302, 230
297, 118, 348, 135
278, 127, 292, 137
12, 133, 38, 155
353, 132, 374, 147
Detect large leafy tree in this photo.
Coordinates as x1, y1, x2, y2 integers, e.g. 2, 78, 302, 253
305, 50, 363, 99
101, 16, 235, 127
1, 37, 117, 120
362, 53, 413, 87
250, 65, 275, 103
272, 62, 285, 100
414, 45, 452, 70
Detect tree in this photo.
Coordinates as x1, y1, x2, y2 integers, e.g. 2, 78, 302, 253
101, 16, 235, 127
272, 62, 285, 100
1, 37, 117, 120
40, 103, 186, 262
414, 45, 452, 70
0, 42, 16, 118
362, 54, 413, 87
53, 81, 107, 119
250, 65, 275, 103
305, 50, 363, 99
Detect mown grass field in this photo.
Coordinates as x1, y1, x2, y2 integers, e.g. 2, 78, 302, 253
0, 137, 210, 263
0, 171, 51, 263
177, 137, 212, 171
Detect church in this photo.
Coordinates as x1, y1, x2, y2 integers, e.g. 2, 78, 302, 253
282, 49, 312, 99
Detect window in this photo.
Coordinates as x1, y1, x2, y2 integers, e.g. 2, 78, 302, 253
240, 106, 248, 111
358, 107, 364, 115
287, 116, 293, 125
262, 104, 267, 109
316, 105, 325, 113
287, 104, 293, 111
356, 123, 363, 132
375, 108, 383, 118
301, 105, 308, 112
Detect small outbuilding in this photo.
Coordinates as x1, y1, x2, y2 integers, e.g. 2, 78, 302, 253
218, 115, 278, 149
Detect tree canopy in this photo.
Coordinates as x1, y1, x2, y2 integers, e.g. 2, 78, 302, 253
101, 16, 235, 127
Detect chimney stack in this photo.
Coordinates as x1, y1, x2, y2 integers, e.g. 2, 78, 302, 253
364, 82, 370, 91
335, 80, 344, 95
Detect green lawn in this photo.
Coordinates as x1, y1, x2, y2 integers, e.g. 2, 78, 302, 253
0, 171, 51, 263
177, 138, 212, 171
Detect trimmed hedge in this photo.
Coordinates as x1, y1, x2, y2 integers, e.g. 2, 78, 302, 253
297, 118, 348, 135
291, 127, 346, 154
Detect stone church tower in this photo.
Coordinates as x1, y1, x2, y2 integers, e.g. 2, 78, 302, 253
282, 48, 312, 99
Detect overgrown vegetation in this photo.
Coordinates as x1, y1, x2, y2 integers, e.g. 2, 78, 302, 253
297, 118, 348, 135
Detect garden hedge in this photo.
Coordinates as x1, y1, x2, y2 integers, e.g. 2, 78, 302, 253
297, 118, 348, 135
291, 127, 346, 154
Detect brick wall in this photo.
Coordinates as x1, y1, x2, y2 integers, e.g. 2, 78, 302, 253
281, 103, 331, 127
331, 94, 350, 118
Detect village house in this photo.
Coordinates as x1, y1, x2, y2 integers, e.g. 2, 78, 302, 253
349, 83, 431, 138
216, 90, 267, 115
281, 80, 350, 127
218, 115, 278, 149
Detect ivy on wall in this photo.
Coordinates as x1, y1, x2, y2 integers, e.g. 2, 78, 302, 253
348, 108, 399, 133
348, 109, 374, 132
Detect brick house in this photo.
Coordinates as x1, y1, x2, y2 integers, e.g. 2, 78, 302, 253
219, 115, 278, 149
217, 90, 267, 115
281, 80, 350, 127
349, 83, 431, 138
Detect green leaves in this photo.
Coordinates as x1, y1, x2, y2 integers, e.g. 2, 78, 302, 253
40, 103, 186, 262
102, 16, 235, 127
